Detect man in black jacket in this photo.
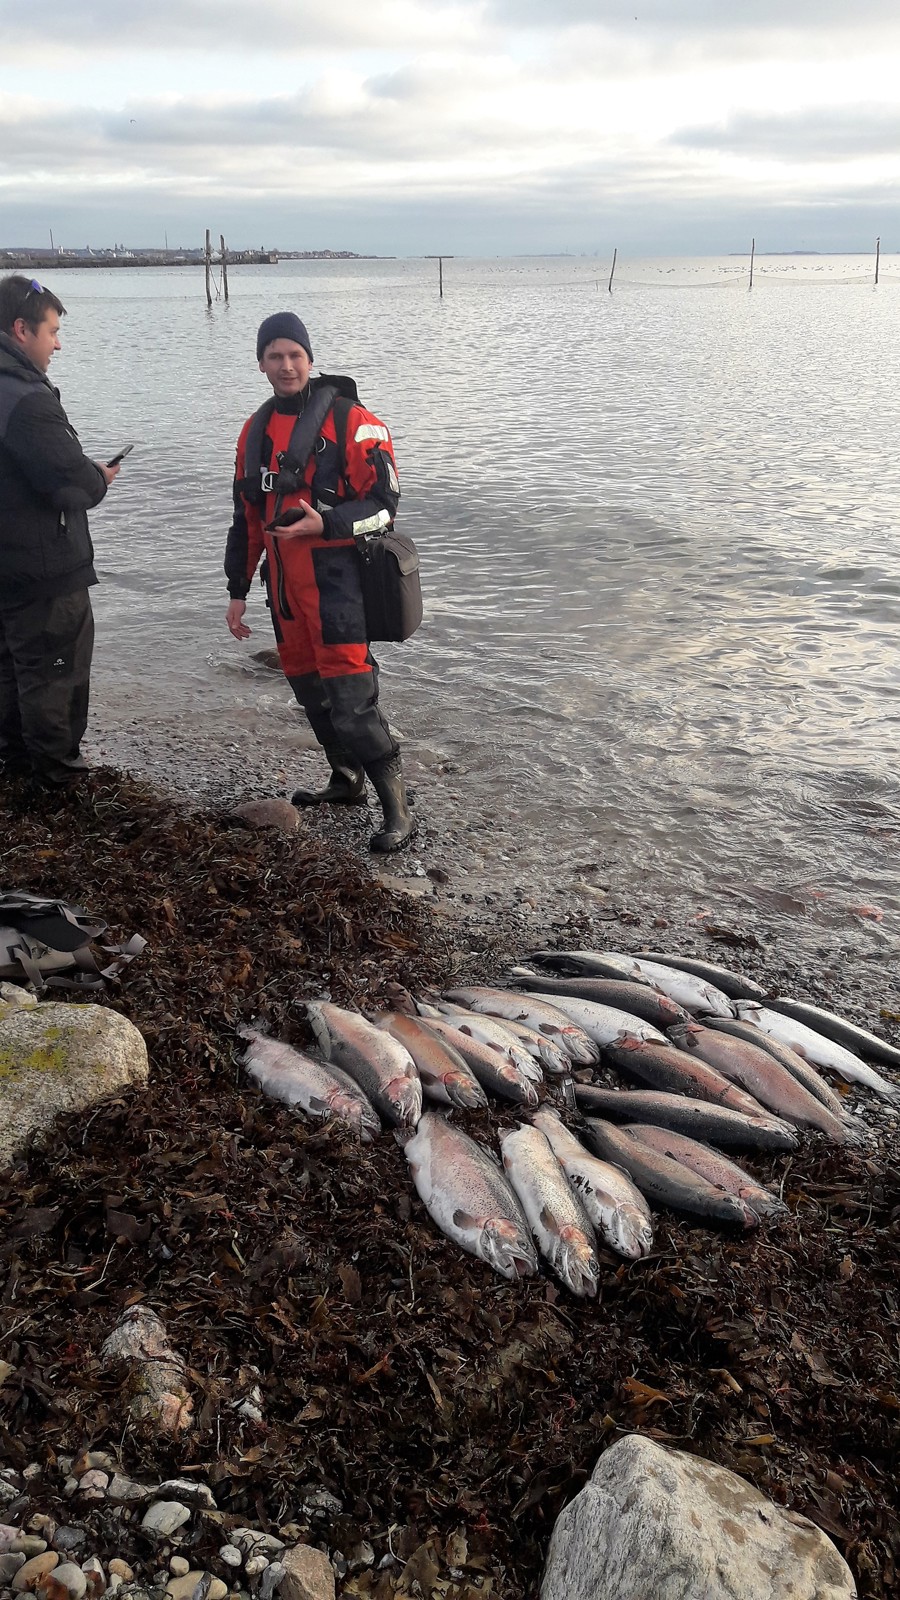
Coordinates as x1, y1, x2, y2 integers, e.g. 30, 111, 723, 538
0, 275, 119, 784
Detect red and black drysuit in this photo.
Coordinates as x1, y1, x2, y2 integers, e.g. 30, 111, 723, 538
224, 374, 400, 768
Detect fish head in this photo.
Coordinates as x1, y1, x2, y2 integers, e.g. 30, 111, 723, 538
608, 1205, 654, 1260
559, 1030, 597, 1066
480, 1218, 538, 1281
557, 1228, 600, 1299
391, 1073, 424, 1127
447, 1074, 489, 1111
330, 1091, 380, 1143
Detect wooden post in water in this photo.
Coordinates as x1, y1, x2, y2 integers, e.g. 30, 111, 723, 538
439, 256, 443, 298
220, 234, 229, 302
608, 247, 617, 294
749, 236, 755, 290
875, 235, 881, 285
204, 229, 212, 307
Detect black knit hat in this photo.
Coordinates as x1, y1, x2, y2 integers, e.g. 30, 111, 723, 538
256, 312, 313, 361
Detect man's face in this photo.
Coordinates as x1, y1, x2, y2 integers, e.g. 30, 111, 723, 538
259, 339, 311, 397
14, 309, 61, 373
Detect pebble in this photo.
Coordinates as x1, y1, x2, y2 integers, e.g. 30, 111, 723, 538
244, 1558, 268, 1579
168, 1560, 190, 1578
62, 1480, 79, 1501
141, 1505, 191, 1540
26, 1521, 55, 1542
82, 1557, 106, 1599
165, 1575, 227, 1600
298, 1489, 342, 1520
218, 1550, 242, 1571
51, 1561, 88, 1598
258, 1565, 284, 1600
10, 1542, 49, 1560
77, 1473, 109, 1495
107, 1476, 150, 1504
0, 1556, 26, 1585
22, 1467, 42, 1484
231, 1536, 283, 1559
108, 1562, 133, 1581
50, 1529, 84, 1555
72, 1455, 116, 1477
12, 1553, 58, 1591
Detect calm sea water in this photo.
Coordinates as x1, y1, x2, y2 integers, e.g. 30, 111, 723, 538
45, 255, 900, 965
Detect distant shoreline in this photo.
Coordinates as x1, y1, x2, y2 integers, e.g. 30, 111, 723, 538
0, 251, 381, 271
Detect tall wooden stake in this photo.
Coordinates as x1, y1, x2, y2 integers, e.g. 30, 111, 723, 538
749, 236, 755, 290
608, 247, 617, 294
875, 235, 881, 285
220, 234, 229, 302
439, 256, 443, 298
204, 229, 212, 307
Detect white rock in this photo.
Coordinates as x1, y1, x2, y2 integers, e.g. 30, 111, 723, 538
141, 1502, 192, 1539
0, 982, 39, 1016
78, 1472, 109, 1494
232, 1533, 284, 1558
0, 1002, 149, 1168
22, 1467, 41, 1484
218, 1548, 242, 1570
51, 1562, 87, 1599
169, 1558, 191, 1578
245, 1557, 269, 1577
540, 1435, 857, 1600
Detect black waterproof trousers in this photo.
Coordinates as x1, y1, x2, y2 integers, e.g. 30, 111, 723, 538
0, 589, 94, 780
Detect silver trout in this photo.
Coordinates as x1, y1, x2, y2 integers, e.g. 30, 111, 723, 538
765, 995, 900, 1074
603, 1036, 768, 1116
529, 951, 734, 1017
705, 1015, 849, 1118
403, 1112, 538, 1281
307, 1001, 422, 1128
420, 1016, 540, 1106
572, 1085, 799, 1152
500, 1125, 599, 1297
625, 1124, 787, 1219
239, 1025, 381, 1142
442, 987, 598, 1064
509, 967, 691, 1030
636, 952, 769, 1004
427, 1004, 544, 1082
532, 1107, 654, 1259
509, 990, 669, 1049
668, 1021, 859, 1143
582, 1119, 759, 1229
735, 1001, 900, 1101
375, 1012, 488, 1110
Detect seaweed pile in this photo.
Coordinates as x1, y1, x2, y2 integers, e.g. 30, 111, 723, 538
0, 771, 898, 1598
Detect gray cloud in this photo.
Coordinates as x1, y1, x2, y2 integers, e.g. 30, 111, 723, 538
674, 107, 900, 162
487, 0, 900, 30
3, 0, 462, 53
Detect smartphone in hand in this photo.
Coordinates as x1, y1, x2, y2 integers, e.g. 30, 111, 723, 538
265, 507, 309, 532
107, 444, 135, 467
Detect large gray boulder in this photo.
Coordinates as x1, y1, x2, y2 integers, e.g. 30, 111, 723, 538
541, 1434, 855, 1600
0, 1000, 148, 1169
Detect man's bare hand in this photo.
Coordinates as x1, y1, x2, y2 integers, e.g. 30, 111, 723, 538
98, 462, 121, 486
268, 504, 324, 539
226, 599, 251, 640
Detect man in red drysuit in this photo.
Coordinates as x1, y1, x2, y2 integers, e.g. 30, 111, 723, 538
224, 312, 414, 851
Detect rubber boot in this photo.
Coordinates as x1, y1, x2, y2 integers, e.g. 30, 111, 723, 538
291, 748, 368, 807
366, 753, 416, 852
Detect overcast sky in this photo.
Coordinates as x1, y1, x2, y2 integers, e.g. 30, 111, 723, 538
3, 0, 899, 256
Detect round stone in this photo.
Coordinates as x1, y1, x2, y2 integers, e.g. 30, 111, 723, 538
142, 1503, 192, 1539
51, 1561, 88, 1599
12, 1553, 59, 1591
169, 1558, 190, 1578
218, 1548, 242, 1570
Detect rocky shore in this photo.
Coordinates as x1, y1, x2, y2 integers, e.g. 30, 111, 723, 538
0, 768, 898, 1598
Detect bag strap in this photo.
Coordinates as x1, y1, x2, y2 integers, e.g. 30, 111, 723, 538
271, 384, 339, 521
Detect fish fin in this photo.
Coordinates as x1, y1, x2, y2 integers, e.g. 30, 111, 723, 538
307, 1096, 329, 1114
540, 1205, 563, 1237
453, 1208, 479, 1229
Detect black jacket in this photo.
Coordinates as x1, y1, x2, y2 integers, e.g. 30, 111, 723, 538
0, 332, 107, 608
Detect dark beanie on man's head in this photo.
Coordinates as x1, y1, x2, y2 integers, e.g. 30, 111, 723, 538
256, 312, 313, 361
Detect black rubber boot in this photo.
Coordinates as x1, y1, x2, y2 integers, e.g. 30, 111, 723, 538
291, 749, 368, 807
365, 753, 416, 852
